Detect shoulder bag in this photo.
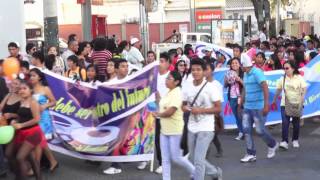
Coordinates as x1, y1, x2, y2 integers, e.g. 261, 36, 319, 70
283, 75, 303, 117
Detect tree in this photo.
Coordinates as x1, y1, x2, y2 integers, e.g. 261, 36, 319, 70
251, 0, 270, 31
251, 0, 295, 31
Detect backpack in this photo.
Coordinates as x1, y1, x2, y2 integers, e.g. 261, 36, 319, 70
67, 67, 84, 81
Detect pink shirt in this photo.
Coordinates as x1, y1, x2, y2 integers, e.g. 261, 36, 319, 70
225, 70, 241, 98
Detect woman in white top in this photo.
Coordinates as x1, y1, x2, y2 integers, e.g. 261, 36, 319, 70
117, 41, 130, 60
154, 71, 195, 180
105, 59, 117, 82
86, 64, 101, 86
47, 46, 65, 75
174, 59, 191, 87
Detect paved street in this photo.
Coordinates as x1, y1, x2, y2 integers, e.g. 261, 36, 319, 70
3, 119, 320, 180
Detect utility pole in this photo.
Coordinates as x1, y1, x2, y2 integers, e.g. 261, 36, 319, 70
43, 0, 59, 54
81, 0, 92, 41
139, 0, 149, 57
190, 0, 196, 32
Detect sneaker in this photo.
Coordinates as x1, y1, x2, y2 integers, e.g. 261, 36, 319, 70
137, 162, 148, 170
207, 167, 222, 180
267, 142, 279, 159
292, 140, 300, 148
215, 167, 223, 180
155, 166, 162, 174
103, 167, 122, 175
240, 154, 256, 163
279, 141, 289, 150
235, 133, 244, 141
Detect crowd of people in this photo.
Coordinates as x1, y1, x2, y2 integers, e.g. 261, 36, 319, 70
0, 29, 315, 180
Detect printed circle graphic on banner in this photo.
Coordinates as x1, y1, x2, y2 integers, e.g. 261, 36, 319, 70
70, 126, 120, 146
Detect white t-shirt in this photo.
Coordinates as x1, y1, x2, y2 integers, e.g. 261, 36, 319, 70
157, 71, 170, 98
122, 50, 129, 60
61, 49, 74, 70
259, 31, 267, 42
182, 80, 220, 133
211, 80, 224, 103
127, 46, 144, 70
88, 80, 102, 87
181, 74, 193, 88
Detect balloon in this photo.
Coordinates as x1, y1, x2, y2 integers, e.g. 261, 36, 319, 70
0, 126, 15, 144
3, 58, 20, 79
147, 102, 158, 112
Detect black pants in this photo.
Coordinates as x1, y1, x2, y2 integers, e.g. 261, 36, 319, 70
180, 112, 189, 156
281, 107, 300, 142
212, 133, 222, 153
155, 118, 162, 166
0, 145, 5, 170
111, 162, 121, 168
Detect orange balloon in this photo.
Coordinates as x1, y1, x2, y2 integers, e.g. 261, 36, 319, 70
3, 58, 20, 79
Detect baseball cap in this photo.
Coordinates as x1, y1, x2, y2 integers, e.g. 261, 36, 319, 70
241, 53, 253, 67
201, 46, 212, 53
130, 38, 139, 45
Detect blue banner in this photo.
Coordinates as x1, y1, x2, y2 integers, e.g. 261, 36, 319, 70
214, 55, 320, 129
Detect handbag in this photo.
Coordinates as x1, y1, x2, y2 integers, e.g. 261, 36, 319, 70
283, 75, 303, 117
180, 81, 208, 152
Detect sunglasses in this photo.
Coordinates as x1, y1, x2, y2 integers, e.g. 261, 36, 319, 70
284, 67, 290, 70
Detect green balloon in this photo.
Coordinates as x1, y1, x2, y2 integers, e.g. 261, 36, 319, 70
0, 126, 15, 144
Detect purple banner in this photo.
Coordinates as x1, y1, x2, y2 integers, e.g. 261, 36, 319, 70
45, 63, 158, 162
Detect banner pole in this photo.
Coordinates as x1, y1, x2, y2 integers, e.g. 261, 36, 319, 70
150, 151, 154, 172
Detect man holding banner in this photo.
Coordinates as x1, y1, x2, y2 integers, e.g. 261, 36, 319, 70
240, 54, 279, 163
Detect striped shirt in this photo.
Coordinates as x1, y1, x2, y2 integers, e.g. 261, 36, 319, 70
91, 50, 112, 77
243, 67, 266, 109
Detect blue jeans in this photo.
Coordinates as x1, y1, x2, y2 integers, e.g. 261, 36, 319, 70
188, 131, 219, 180
160, 134, 195, 180
242, 109, 276, 155
229, 97, 243, 133
281, 107, 300, 142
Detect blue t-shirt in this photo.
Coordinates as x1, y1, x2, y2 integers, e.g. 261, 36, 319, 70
243, 67, 266, 109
